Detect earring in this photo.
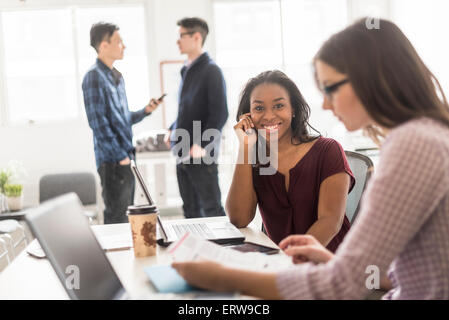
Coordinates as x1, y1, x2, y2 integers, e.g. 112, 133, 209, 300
292, 114, 296, 118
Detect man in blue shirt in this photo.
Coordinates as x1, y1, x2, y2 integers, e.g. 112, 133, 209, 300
82, 22, 161, 224
168, 18, 228, 218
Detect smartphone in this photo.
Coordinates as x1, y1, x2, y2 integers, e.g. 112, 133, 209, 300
243, 115, 256, 135
157, 93, 167, 101
227, 241, 279, 255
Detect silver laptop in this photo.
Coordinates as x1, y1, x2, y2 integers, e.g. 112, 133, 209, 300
130, 160, 245, 246
25, 193, 128, 300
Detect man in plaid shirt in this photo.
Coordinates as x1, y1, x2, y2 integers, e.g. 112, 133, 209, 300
82, 22, 160, 224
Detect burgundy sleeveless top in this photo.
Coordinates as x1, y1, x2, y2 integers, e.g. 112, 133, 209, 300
252, 137, 355, 252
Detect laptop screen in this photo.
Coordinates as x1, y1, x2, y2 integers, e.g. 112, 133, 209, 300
130, 160, 169, 242
26, 193, 126, 300
130, 160, 154, 206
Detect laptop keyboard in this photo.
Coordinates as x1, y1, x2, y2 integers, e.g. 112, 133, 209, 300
172, 223, 214, 239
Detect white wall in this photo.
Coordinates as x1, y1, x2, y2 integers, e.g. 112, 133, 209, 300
0, 120, 97, 206
347, 0, 390, 20
390, 0, 449, 92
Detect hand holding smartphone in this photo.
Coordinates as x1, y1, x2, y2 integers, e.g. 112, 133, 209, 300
234, 113, 258, 148
236, 113, 255, 133
146, 93, 167, 114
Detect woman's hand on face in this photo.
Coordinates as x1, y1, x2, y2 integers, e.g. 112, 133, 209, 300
279, 234, 334, 265
172, 260, 230, 292
234, 113, 258, 147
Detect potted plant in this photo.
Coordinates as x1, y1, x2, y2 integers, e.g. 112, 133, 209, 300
0, 168, 12, 194
4, 184, 23, 211
0, 168, 12, 212
0, 162, 27, 212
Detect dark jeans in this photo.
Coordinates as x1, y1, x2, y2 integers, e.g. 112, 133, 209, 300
176, 163, 225, 218
98, 162, 135, 224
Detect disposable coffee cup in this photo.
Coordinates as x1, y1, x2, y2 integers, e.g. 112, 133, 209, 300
127, 205, 158, 258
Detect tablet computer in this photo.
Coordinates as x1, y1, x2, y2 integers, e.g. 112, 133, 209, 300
227, 241, 279, 255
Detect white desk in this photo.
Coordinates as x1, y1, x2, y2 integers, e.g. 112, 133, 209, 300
0, 216, 278, 300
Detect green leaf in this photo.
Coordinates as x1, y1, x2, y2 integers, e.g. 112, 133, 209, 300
0, 169, 12, 194
4, 184, 23, 197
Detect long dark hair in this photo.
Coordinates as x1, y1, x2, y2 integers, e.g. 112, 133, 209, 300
314, 18, 449, 144
236, 70, 320, 145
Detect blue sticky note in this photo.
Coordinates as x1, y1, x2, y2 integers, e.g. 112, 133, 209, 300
144, 265, 203, 293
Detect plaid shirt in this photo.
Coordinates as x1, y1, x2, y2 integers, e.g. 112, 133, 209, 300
277, 117, 449, 299
82, 58, 148, 168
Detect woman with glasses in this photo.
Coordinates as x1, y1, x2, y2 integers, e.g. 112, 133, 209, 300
172, 18, 449, 299
225, 70, 355, 253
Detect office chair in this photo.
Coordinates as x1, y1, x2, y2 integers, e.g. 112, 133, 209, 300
39, 172, 98, 223
345, 150, 374, 224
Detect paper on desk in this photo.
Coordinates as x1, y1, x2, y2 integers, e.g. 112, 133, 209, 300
27, 232, 132, 259
94, 233, 132, 252
167, 232, 293, 271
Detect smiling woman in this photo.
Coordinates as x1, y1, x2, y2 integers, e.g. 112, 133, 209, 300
226, 70, 355, 252
249, 83, 296, 142
237, 71, 319, 147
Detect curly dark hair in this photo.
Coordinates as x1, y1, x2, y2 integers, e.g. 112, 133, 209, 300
236, 70, 320, 145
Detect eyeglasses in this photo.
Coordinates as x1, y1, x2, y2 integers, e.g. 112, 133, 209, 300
179, 31, 194, 39
321, 79, 349, 99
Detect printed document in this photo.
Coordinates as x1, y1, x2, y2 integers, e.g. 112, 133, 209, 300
167, 232, 293, 271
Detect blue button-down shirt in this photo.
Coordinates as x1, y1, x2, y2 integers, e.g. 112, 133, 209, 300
82, 58, 148, 169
